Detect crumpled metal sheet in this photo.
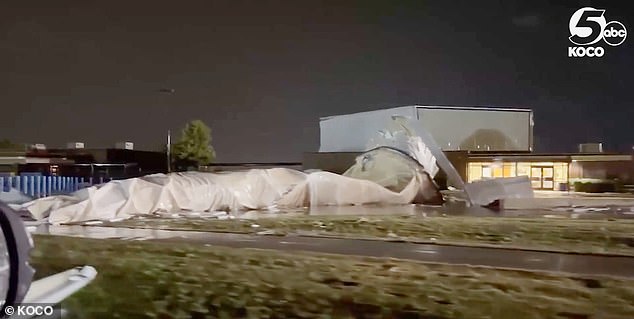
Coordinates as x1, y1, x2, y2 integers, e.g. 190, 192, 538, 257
463, 176, 535, 207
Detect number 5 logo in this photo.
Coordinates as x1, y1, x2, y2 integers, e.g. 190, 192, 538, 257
569, 7, 606, 45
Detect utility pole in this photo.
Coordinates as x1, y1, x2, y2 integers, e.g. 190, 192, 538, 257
159, 88, 175, 173
166, 128, 171, 173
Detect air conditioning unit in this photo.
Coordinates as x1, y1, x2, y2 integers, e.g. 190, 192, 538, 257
30, 144, 46, 151
115, 142, 134, 150
67, 142, 85, 149
578, 143, 603, 153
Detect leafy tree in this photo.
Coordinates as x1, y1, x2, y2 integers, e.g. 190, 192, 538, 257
172, 120, 216, 170
0, 139, 21, 150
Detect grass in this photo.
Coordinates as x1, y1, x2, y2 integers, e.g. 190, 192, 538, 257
31, 234, 634, 319
101, 215, 634, 256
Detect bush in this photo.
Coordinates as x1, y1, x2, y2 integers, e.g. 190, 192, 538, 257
573, 180, 621, 193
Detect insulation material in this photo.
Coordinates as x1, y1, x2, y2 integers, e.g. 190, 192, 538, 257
342, 147, 443, 205
19, 156, 441, 224
388, 116, 466, 190
367, 121, 439, 178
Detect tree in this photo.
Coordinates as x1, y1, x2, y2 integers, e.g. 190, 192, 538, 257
0, 139, 21, 150
172, 120, 216, 171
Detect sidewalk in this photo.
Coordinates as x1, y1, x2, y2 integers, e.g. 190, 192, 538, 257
533, 190, 634, 199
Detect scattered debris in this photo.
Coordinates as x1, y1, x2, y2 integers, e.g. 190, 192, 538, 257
464, 176, 534, 207
255, 230, 278, 236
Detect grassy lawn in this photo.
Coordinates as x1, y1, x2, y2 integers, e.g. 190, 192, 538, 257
31, 234, 634, 319
101, 215, 634, 256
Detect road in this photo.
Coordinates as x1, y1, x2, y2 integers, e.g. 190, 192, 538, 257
33, 224, 634, 278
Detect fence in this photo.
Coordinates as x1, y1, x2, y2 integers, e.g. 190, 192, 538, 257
0, 176, 112, 198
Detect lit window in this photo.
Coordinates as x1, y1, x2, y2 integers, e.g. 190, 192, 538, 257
503, 163, 516, 177
517, 163, 530, 176
482, 166, 492, 178
468, 163, 482, 182
554, 163, 569, 183
493, 167, 503, 178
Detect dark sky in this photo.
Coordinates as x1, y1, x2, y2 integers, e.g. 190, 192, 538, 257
1, 0, 632, 162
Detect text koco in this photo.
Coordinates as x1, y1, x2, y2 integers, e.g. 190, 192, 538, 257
568, 7, 627, 58
3, 304, 56, 317
17, 305, 54, 316
568, 46, 604, 57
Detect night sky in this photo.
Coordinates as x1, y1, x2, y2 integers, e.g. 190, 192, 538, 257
1, 0, 632, 162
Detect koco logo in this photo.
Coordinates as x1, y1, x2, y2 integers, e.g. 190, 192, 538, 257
568, 7, 627, 57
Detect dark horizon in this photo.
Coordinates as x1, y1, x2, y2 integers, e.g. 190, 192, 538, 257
1, 0, 632, 161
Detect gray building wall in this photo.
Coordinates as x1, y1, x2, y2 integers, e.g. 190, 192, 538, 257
417, 107, 533, 151
319, 106, 417, 152
318, 105, 533, 153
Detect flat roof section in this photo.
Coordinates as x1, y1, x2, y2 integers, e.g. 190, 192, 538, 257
468, 153, 632, 162
320, 105, 533, 120
413, 105, 533, 113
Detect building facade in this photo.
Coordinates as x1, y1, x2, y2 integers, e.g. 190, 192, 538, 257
305, 106, 633, 192
465, 153, 632, 190
0, 148, 167, 180
319, 105, 534, 153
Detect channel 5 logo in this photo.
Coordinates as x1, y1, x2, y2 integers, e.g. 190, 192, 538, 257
568, 7, 627, 58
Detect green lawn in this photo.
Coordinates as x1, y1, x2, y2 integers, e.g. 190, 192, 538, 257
102, 215, 634, 256
31, 234, 634, 319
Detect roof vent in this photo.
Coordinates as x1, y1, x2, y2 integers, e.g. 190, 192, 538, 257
66, 142, 85, 149
578, 143, 603, 153
30, 144, 46, 151
115, 142, 134, 150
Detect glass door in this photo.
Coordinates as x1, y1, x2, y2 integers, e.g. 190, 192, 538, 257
530, 166, 555, 190
542, 167, 554, 190
530, 167, 542, 189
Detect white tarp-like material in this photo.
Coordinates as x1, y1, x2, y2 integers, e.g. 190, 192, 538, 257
366, 119, 440, 179
0, 188, 33, 205
19, 148, 442, 224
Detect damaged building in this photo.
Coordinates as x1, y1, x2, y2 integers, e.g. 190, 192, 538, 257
304, 105, 634, 192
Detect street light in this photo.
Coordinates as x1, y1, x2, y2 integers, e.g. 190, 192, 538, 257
158, 88, 175, 173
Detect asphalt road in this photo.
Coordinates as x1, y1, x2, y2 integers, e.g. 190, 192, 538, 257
34, 224, 634, 278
